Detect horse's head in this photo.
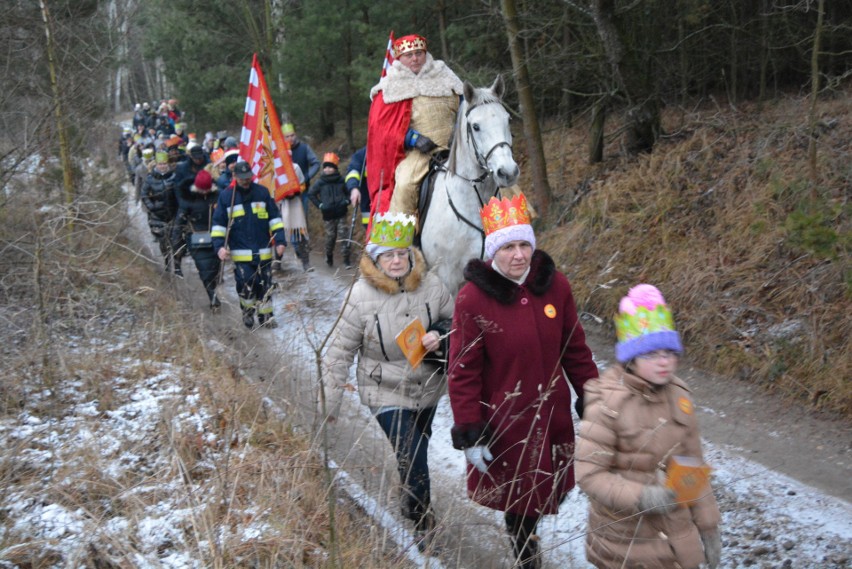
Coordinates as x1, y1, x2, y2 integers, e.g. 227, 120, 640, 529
451, 75, 520, 188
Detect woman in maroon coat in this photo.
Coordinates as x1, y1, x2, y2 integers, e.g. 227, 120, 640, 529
448, 193, 599, 569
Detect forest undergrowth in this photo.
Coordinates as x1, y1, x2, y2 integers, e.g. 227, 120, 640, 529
532, 91, 850, 417
0, 166, 396, 567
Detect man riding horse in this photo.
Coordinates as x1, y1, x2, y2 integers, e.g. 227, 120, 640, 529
366, 34, 464, 217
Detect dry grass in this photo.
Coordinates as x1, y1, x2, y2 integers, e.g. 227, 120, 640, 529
0, 165, 399, 567
525, 93, 850, 416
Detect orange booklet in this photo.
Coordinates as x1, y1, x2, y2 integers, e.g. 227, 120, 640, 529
666, 456, 712, 506
395, 318, 427, 369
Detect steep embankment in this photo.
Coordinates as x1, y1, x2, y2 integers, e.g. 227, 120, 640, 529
523, 94, 850, 417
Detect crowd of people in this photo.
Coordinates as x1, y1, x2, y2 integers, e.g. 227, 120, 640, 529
122, 35, 720, 569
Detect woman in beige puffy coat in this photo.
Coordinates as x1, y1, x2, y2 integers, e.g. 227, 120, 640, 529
575, 284, 721, 569
322, 214, 454, 540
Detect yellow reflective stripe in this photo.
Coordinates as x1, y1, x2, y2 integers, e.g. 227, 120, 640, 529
211, 225, 227, 237
239, 298, 255, 309
231, 249, 254, 262
258, 248, 273, 261
251, 201, 269, 219
256, 304, 273, 315
345, 171, 361, 183
230, 204, 245, 218
361, 213, 370, 224
269, 218, 284, 232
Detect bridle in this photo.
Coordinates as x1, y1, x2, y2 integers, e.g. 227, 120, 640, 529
440, 99, 513, 259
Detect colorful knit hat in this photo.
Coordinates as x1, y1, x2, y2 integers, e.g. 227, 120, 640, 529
614, 284, 683, 363
281, 122, 295, 136
366, 212, 416, 260
480, 193, 536, 259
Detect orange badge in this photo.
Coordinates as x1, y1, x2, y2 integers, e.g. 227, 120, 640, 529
544, 304, 557, 318
678, 396, 693, 414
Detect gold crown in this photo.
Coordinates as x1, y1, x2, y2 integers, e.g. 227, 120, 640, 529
369, 212, 416, 249
480, 193, 531, 236
393, 34, 427, 57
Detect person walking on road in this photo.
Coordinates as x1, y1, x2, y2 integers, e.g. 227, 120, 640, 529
211, 162, 287, 329
575, 284, 721, 569
447, 193, 598, 569
321, 212, 454, 547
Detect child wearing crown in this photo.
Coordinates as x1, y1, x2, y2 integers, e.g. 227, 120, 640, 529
575, 284, 722, 569
447, 193, 599, 568
321, 212, 454, 548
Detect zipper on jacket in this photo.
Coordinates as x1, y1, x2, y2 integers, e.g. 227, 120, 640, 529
374, 314, 390, 361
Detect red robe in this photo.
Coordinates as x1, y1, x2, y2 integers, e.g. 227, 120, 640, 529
366, 91, 411, 217
448, 251, 599, 516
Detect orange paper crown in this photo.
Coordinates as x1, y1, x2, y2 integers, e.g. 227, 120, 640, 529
393, 34, 427, 57
480, 193, 532, 236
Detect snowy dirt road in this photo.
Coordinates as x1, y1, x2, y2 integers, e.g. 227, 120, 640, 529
151, 193, 851, 569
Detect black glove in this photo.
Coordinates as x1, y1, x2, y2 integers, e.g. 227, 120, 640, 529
413, 133, 438, 154
574, 397, 584, 419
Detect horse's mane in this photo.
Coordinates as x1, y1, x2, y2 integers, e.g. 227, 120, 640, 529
447, 85, 502, 174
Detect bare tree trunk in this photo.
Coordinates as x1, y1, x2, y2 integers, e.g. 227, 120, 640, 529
807, 0, 824, 190
39, 0, 74, 206
758, 0, 769, 110
436, 0, 449, 62
728, 0, 739, 104
589, 101, 605, 164
501, 0, 552, 214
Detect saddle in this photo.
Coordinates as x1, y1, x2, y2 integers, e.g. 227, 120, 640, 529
413, 150, 449, 247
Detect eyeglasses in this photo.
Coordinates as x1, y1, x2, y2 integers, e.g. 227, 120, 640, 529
636, 350, 679, 361
378, 250, 409, 261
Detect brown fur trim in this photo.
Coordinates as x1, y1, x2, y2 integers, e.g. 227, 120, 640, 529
358, 247, 427, 295
462, 250, 556, 304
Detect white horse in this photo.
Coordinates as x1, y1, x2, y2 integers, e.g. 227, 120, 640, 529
420, 75, 520, 295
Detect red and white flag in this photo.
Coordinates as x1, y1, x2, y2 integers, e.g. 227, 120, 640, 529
239, 54, 301, 201
381, 31, 395, 78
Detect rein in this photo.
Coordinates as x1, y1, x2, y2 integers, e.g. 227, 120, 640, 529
443, 99, 510, 258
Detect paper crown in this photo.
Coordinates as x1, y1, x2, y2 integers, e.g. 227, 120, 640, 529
155, 151, 169, 164
322, 152, 339, 167
142, 148, 154, 159
480, 193, 532, 236
281, 122, 295, 135
614, 284, 683, 362
393, 34, 427, 57
369, 212, 416, 249
210, 148, 225, 165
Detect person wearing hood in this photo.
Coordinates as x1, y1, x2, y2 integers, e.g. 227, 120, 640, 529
366, 33, 463, 216
171, 170, 222, 310
575, 285, 721, 569
211, 162, 286, 329
321, 212, 454, 548
447, 193, 599, 569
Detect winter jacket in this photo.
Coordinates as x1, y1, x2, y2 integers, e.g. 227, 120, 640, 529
345, 147, 370, 223
290, 141, 320, 185
170, 177, 219, 246
308, 172, 349, 220
576, 365, 721, 569
141, 170, 177, 223
447, 250, 599, 516
210, 181, 286, 262
323, 248, 454, 416
216, 170, 233, 192
173, 154, 210, 191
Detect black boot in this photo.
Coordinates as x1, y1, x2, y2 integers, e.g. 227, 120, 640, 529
258, 313, 278, 329
325, 253, 333, 267
242, 308, 255, 329
343, 255, 352, 269
505, 512, 541, 569
209, 290, 221, 312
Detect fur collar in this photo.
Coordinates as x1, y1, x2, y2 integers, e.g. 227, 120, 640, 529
462, 250, 556, 304
370, 53, 464, 103
358, 247, 427, 295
